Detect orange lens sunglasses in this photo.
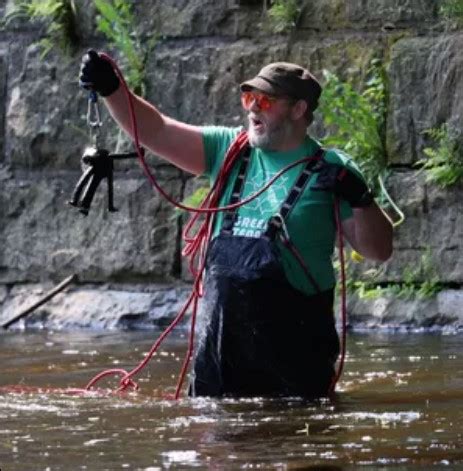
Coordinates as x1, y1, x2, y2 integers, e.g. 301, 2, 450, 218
241, 91, 279, 111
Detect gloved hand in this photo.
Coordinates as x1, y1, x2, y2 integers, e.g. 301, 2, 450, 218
79, 49, 120, 97
312, 163, 374, 208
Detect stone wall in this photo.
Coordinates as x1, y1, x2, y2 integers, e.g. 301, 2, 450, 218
1, 0, 463, 329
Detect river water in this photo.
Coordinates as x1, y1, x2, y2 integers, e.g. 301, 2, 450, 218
0, 330, 462, 470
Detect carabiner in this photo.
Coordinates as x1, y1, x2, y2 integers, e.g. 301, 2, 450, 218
86, 91, 102, 146
87, 91, 102, 129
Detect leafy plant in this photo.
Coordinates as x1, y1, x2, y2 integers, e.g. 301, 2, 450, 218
394, 249, 441, 299
94, 0, 156, 96
339, 260, 386, 300
440, 0, 463, 27
173, 183, 211, 218
180, 186, 210, 211
418, 124, 463, 187
353, 281, 386, 300
5, 0, 79, 58
266, 0, 301, 33
344, 248, 442, 301
319, 59, 387, 189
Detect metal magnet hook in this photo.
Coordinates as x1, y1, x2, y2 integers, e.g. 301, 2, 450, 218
87, 91, 102, 145
87, 91, 102, 127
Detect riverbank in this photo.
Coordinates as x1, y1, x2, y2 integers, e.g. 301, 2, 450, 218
0, 282, 191, 331
1, 281, 463, 332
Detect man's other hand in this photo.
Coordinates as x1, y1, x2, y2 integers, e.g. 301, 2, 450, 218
312, 163, 374, 208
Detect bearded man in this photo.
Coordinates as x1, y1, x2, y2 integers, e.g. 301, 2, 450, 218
80, 52, 393, 398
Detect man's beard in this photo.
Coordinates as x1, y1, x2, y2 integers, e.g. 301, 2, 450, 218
248, 116, 293, 150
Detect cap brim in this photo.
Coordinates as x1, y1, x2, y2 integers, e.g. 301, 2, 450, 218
240, 77, 281, 96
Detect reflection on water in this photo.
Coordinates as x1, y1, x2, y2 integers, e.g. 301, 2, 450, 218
0, 330, 462, 470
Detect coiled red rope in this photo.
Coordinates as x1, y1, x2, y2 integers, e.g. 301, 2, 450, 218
1, 54, 347, 399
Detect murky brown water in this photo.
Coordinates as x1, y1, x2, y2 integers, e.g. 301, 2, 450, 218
0, 330, 462, 470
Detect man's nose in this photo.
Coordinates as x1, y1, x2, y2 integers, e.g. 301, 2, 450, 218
249, 98, 260, 112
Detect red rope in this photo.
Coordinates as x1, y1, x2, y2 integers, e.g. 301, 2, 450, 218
100, 53, 318, 216
80, 54, 337, 397
329, 198, 348, 395
0, 54, 348, 398
278, 200, 348, 396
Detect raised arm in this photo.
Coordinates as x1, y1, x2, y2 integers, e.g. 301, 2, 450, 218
80, 50, 206, 176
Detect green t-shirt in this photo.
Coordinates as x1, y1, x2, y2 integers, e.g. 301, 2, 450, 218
201, 126, 364, 296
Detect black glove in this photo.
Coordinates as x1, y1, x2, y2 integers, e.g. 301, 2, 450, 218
79, 49, 120, 97
312, 163, 374, 208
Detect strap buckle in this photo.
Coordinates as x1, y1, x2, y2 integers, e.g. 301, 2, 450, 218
269, 212, 290, 242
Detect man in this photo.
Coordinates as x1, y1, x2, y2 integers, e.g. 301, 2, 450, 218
80, 52, 393, 398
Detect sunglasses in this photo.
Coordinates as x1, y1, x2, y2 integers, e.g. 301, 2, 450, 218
241, 91, 281, 111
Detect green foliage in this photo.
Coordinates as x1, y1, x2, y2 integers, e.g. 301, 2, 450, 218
389, 249, 441, 299
5, 0, 79, 58
344, 248, 442, 300
352, 281, 386, 300
94, 0, 156, 96
418, 124, 463, 187
440, 0, 463, 27
318, 60, 387, 190
182, 186, 210, 210
339, 261, 386, 300
266, 0, 300, 33
175, 185, 211, 216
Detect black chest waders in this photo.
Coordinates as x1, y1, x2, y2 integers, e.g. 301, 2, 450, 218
190, 146, 340, 398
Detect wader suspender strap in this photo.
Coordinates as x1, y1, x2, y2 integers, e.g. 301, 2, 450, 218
264, 147, 326, 293
218, 142, 325, 293
220, 145, 252, 235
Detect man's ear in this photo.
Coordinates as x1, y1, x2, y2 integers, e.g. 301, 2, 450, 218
291, 99, 308, 121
